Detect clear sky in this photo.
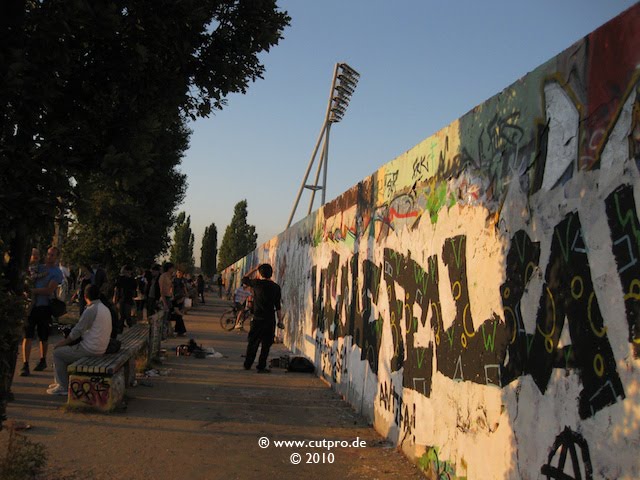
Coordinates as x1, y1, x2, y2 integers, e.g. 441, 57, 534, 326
179, 0, 637, 267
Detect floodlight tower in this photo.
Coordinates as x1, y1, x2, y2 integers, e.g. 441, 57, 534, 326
286, 63, 360, 229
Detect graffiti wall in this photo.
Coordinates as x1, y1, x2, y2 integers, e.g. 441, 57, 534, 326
226, 6, 640, 478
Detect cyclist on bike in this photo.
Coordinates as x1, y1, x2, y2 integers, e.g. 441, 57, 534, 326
233, 281, 252, 328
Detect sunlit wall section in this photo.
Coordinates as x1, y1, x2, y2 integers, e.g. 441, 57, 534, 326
223, 5, 640, 478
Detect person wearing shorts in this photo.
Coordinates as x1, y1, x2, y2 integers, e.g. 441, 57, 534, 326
21, 246, 64, 376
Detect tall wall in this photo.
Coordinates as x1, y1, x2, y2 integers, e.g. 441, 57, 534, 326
226, 5, 640, 478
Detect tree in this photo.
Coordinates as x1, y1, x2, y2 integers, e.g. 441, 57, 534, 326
200, 223, 218, 278
0, 1, 290, 428
170, 212, 195, 272
218, 200, 257, 271
64, 119, 189, 276
1, 0, 290, 285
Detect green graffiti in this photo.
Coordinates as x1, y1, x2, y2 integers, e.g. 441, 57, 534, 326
418, 447, 466, 480
481, 321, 498, 352
423, 181, 449, 224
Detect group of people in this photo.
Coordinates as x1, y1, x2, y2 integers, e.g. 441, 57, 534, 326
19, 246, 213, 395
20, 246, 113, 396
19, 245, 285, 395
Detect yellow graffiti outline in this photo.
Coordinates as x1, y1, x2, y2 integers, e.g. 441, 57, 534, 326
588, 291, 607, 338
624, 279, 640, 301
570, 276, 584, 300
463, 304, 475, 338
503, 287, 511, 299
536, 287, 557, 353
404, 303, 413, 334
431, 301, 442, 346
545, 337, 554, 354
536, 288, 557, 337
461, 333, 467, 349
593, 353, 604, 377
452, 281, 462, 301
525, 261, 537, 283
391, 322, 400, 358
503, 306, 518, 344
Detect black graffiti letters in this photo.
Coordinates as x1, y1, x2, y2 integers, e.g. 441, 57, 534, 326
527, 213, 625, 419
605, 184, 640, 357
312, 198, 635, 419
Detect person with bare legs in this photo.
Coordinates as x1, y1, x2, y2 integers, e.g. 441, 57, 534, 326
20, 246, 63, 376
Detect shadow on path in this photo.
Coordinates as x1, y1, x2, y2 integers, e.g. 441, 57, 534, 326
4, 293, 424, 480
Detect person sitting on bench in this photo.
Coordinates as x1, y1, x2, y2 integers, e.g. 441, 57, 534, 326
47, 284, 112, 396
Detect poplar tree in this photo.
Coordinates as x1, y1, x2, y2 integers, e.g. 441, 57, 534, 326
170, 212, 195, 272
200, 223, 218, 278
217, 200, 257, 271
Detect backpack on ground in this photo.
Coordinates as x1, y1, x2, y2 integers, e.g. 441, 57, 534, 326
287, 356, 315, 373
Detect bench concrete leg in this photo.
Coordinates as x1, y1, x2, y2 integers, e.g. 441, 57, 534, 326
149, 313, 162, 361
68, 370, 125, 412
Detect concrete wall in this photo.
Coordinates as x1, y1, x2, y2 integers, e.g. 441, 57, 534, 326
225, 5, 640, 478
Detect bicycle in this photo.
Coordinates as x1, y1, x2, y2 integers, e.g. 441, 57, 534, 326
219, 304, 252, 331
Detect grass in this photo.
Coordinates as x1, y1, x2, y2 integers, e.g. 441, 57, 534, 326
0, 425, 47, 480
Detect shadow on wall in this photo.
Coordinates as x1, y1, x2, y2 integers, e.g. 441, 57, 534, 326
223, 4, 640, 479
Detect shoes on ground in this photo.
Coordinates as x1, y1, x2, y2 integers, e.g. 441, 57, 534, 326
243, 365, 251, 370
256, 368, 271, 374
48, 383, 59, 389
19, 363, 30, 377
46, 385, 67, 396
34, 358, 47, 371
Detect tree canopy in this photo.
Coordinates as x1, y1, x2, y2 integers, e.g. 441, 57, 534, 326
0, 0, 290, 427
200, 223, 218, 278
170, 212, 195, 272
217, 200, 257, 271
1, 0, 290, 283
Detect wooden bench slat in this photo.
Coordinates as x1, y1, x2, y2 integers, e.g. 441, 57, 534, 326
68, 324, 149, 374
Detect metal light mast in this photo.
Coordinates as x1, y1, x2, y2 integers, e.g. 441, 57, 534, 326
286, 63, 359, 229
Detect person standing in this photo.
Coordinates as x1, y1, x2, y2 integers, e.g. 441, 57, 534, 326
242, 263, 284, 373
76, 264, 94, 316
92, 263, 107, 295
217, 275, 223, 298
196, 274, 205, 304
159, 262, 175, 340
20, 246, 64, 376
145, 264, 161, 318
113, 265, 137, 332
46, 284, 112, 395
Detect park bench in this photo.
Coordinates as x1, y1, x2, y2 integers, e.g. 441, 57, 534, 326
66, 323, 150, 412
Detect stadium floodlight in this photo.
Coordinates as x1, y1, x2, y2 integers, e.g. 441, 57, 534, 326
286, 63, 360, 229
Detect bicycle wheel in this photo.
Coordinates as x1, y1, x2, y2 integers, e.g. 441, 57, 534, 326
220, 309, 237, 331
238, 310, 252, 330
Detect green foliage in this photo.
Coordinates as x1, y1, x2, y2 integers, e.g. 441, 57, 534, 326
200, 223, 218, 277
1, 0, 290, 278
0, 1, 289, 428
170, 212, 195, 272
64, 119, 189, 275
0, 284, 26, 357
217, 200, 257, 271
0, 427, 48, 480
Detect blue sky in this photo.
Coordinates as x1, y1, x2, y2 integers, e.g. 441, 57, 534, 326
179, 0, 637, 266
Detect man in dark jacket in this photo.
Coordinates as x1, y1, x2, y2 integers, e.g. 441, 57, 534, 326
242, 263, 284, 373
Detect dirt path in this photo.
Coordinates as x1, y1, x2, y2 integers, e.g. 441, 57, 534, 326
4, 294, 424, 480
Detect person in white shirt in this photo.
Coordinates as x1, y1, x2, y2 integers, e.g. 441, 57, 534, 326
47, 284, 112, 395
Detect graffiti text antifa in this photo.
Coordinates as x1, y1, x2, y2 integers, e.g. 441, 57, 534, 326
311, 184, 639, 420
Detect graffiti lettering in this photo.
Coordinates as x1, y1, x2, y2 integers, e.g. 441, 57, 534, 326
70, 376, 111, 408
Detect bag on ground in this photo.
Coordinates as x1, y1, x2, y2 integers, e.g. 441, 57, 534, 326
287, 356, 315, 373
